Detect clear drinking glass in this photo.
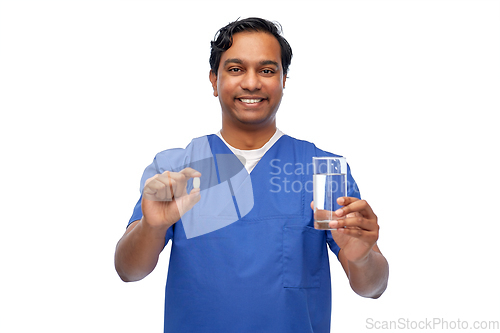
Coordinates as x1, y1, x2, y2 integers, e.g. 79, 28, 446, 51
313, 156, 347, 230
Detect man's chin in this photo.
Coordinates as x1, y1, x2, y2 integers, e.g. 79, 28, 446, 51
236, 116, 277, 130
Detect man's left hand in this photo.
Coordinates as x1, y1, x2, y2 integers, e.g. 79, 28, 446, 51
313, 197, 380, 264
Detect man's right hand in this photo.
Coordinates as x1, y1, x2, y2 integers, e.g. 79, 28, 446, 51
141, 167, 201, 230
115, 167, 201, 282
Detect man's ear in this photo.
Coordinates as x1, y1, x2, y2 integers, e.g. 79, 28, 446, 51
209, 70, 218, 97
282, 74, 287, 89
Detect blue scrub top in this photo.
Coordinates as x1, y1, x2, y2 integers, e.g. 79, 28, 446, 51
128, 134, 361, 333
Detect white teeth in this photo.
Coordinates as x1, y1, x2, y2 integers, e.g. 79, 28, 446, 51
239, 98, 262, 104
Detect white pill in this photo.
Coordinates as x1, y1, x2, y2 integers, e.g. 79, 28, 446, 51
193, 177, 200, 189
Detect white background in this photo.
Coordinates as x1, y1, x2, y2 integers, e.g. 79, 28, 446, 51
1, 0, 499, 332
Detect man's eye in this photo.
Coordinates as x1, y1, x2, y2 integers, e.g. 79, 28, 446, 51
262, 69, 274, 74
228, 68, 241, 72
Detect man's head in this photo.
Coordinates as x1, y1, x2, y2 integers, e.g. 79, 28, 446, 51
209, 17, 293, 78
209, 18, 293, 140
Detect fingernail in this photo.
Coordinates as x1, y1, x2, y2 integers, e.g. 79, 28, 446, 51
335, 209, 343, 217
330, 221, 338, 229
337, 197, 345, 205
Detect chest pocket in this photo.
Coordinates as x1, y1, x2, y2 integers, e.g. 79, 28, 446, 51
283, 225, 327, 288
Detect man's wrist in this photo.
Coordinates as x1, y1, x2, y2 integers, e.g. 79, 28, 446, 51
140, 216, 172, 239
348, 249, 374, 269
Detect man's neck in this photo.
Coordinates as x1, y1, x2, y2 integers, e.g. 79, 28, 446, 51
220, 125, 277, 150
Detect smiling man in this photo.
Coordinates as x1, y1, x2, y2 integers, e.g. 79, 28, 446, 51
115, 17, 389, 333
209, 31, 286, 149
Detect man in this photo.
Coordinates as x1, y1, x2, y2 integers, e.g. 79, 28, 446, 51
115, 17, 388, 333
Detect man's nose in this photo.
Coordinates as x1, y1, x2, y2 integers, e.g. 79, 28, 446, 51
240, 71, 262, 91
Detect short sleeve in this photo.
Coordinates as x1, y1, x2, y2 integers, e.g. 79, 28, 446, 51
127, 194, 143, 227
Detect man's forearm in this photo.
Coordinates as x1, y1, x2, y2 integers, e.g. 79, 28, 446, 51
114, 218, 170, 282
346, 250, 389, 299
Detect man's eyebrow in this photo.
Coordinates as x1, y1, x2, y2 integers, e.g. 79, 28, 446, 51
223, 58, 243, 67
259, 60, 279, 68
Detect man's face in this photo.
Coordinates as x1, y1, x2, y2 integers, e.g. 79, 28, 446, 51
210, 31, 286, 131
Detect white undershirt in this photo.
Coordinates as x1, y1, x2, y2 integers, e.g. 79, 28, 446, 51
216, 129, 284, 173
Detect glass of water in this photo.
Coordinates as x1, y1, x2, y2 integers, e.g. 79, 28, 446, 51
313, 156, 347, 230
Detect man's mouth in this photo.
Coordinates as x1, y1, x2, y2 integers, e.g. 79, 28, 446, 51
238, 98, 264, 104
